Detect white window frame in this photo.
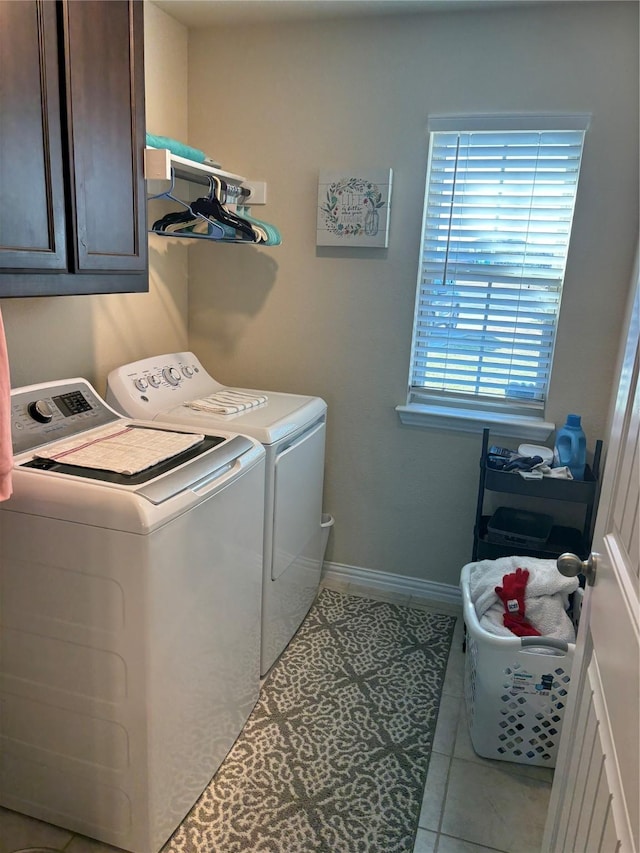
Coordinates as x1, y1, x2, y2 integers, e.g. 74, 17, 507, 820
397, 113, 590, 440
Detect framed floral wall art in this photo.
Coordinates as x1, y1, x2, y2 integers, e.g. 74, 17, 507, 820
316, 170, 393, 247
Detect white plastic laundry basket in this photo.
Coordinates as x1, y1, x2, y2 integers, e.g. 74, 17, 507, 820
461, 563, 579, 769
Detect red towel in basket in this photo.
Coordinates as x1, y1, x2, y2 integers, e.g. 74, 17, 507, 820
495, 568, 541, 637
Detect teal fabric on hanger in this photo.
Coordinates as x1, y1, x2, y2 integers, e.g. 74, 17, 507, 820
237, 206, 282, 246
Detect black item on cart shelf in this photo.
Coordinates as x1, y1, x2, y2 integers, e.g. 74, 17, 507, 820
487, 507, 553, 548
486, 445, 517, 469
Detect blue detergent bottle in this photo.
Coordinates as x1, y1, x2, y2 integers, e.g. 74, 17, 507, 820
554, 414, 587, 480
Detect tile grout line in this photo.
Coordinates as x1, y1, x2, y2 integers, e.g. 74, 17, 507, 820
432, 704, 459, 852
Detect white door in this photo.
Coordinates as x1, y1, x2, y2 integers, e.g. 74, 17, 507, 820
543, 256, 639, 853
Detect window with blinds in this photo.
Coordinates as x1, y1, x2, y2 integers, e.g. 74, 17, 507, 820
409, 120, 586, 413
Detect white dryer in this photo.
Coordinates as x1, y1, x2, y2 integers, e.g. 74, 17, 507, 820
107, 352, 327, 676
0, 378, 266, 853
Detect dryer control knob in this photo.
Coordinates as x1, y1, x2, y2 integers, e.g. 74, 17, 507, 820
134, 378, 148, 392
182, 366, 194, 378
28, 399, 53, 423
163, 367, 181, 386
148, 373, 161, 388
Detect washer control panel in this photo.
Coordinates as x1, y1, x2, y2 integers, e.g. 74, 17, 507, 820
106, 352, 223, 420
11, 379, 120, 455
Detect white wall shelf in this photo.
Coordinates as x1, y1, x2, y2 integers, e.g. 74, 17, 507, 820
145, 146, 277, 244
144, 147, 266, 204
145, 146, 245, 185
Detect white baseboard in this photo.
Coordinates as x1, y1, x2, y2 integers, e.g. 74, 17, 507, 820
321, 560, 462, 608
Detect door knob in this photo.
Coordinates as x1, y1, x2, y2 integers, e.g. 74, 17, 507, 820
557, 552, 597, 586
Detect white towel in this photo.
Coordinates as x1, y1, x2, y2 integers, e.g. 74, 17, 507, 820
0, 307, 12, 501
184, 389, 268, 415
465, 556, 578, 643
35, 424, 206, 476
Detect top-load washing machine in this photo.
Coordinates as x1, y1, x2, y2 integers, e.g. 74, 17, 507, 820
107, 351, 327, 676
0, 378, 266, 853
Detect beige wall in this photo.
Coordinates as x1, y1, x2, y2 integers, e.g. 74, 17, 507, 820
185, 2, 639, 585
0, 1, 189, 396
0, 2, 637, 590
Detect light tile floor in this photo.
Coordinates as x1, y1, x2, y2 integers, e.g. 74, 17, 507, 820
0, 580, 552, 853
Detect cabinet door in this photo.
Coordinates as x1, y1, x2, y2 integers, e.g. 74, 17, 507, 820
63, 0, 147, 273
0, 1, 68, 271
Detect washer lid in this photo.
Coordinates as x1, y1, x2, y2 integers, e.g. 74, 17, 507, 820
20, 431, 234, 490
6, 432, 264, 534
10, 378, 260, 503
159, 391, 327, 445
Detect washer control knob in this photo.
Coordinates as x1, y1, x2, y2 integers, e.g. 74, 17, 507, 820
163, 367, 181, 386
148, 373, 161, 388
28, 399, 53, 423
134, 378, 148, 392
182, 366, 194, 378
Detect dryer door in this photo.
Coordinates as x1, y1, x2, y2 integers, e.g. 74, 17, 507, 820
271, 421, 326, 582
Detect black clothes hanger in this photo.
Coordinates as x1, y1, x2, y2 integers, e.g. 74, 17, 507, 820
152, 209, 195, 230
148, 169, 260, 242
188, 176, 258, 240
148, 169, 225, 238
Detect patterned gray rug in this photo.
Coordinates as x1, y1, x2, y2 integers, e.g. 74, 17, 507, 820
163, 589, 456, 853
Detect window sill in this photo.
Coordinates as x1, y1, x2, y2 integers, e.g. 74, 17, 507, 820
395, 403, 555, 441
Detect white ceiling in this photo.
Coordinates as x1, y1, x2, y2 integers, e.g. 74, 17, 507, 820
151, 0, 562, 28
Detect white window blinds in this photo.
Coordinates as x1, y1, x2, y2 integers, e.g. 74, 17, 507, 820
409, 124, 586, 409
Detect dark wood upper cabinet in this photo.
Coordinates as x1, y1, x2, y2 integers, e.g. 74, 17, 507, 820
0, 0, 148, 297
0, 1, 68, 273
